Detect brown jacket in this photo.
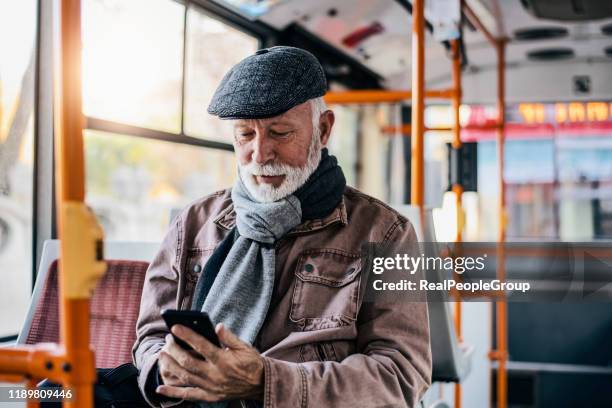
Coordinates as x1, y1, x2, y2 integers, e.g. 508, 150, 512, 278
132, 186, 432, 408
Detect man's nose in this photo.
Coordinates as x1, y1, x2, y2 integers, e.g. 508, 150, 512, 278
251, 134, 275, 165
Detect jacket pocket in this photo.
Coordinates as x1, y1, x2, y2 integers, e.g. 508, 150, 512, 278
181, 248, 215, 309
290, 248, 362, 331
299, 342, 339, 362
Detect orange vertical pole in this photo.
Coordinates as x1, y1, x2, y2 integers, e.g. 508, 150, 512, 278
411, 0, 425, 218
450, 38, 464, 408
56, 0, 85, 202
55, 0, 102, 406
494, 39, 508, 408
58, 0, 92, 404
451, 37, 463, 251
56, 1, 91, 406
463, 2, 509, 406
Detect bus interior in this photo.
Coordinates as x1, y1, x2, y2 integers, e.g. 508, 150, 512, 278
1, 0, 612, 407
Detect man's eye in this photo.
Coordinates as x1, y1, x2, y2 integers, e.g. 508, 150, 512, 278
236, 132, 255, 139
271, 131, 291, 138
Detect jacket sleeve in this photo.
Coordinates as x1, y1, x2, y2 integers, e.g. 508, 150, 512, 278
261, 220, 432, 408
132, 215, 185, 408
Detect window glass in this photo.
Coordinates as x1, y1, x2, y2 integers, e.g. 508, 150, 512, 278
184, 5, 258, 142
82, 0, 184, 133
476, 126, 612, 240
327, 105, 359, 187
357, 105, 389, 201
478, 139, 556, 239
85, 130, 237, 241
556, 136, 612, 239
0, 0, 36, 337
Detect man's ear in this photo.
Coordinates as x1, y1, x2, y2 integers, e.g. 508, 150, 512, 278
319, 110, 335, 146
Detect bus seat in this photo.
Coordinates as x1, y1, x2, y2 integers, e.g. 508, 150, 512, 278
392, 205, 473, 383
21, 259, 149, 368
17, 239, 157, 368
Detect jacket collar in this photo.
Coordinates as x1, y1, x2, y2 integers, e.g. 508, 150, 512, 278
213, 195, 348, 235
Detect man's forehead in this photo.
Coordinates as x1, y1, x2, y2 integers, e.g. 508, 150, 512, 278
232, 101, 311, 128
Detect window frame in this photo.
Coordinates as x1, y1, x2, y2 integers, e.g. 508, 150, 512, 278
0, 0, 42, 340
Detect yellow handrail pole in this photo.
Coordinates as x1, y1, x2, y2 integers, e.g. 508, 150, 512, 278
494, 39, 508, 408
410, 0, 425, 225
450, 38, 464, 408
55, 0, 106, 406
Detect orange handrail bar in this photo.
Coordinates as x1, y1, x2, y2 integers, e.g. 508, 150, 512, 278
494, 39, 508, 408
380, 122, 507, 135
324, 88, 456, 104
410, 0, 426, 217
380, 125, 453, 134
450, 38, 464, 408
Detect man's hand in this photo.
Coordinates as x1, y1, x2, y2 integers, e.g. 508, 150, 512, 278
157, 323, 264, 402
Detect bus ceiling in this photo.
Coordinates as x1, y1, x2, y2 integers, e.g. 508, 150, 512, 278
521, 0, 612, 21
210, 0, 612, 105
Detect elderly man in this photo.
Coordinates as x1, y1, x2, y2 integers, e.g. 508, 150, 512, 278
133, 46, 431, 408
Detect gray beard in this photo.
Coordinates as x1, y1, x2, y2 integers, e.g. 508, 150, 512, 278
238, 132, 322, 203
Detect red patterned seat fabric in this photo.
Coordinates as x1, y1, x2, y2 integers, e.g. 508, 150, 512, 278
25, 259, 149, 368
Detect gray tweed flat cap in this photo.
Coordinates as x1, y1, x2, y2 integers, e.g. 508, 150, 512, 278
207, 46, 327, 119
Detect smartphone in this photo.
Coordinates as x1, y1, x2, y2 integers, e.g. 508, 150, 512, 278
161, 309, 221, 350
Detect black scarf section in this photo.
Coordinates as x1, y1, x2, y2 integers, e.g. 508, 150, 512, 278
293, 148, 346, 221
191, 148, 345, 311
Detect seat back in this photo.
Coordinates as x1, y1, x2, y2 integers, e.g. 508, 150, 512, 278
24, 259, 149, 368
392, 205, 471, 382
18, 240, 157, 368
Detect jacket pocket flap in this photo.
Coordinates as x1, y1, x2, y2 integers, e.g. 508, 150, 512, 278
295, 249, 361, 287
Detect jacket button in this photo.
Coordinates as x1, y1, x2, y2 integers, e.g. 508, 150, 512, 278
193, 264, 202, 273
304, 263, 314, 273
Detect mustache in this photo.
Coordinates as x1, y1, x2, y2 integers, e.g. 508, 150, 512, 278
239, 161, 301, 176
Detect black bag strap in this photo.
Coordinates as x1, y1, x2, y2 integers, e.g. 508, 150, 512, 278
97, 362, 139, 386
39, 363, 148, 408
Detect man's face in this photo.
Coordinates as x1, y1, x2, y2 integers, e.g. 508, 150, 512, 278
232, 100, 334, 202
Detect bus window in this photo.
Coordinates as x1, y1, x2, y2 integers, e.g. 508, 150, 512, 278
81, 0, 258, 241
327, 105, 360, 188
82, 0, 185, 133
479, 138, 557, 240
459, 102, 612, 240
556, 135, 612, 239
0, 0, 37, 338
84, 130, 236, 242
184, 4, 259, 142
